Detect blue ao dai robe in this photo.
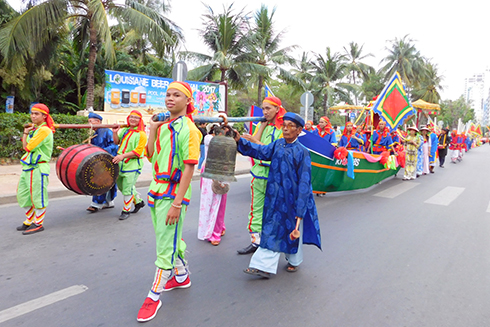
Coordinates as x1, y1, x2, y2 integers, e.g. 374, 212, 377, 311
237, 138, 322, 254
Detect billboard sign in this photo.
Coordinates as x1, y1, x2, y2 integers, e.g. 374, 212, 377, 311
104, 70, 225, 115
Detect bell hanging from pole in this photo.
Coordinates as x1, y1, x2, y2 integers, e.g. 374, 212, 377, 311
202, 135, 237, 182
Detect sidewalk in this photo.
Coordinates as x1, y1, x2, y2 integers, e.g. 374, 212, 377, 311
0, 154, 252, 206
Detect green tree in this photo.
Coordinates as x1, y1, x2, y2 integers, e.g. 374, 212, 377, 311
440, 96, 475, 128
360, 70, 385, 103
244, 5, 296, 105
411, 60, 444, 103
0, 0, 182, 110
312, 47, 355, 115
343, 42, 374, 105
182, 4, 266, 89
380, 35, 426, 90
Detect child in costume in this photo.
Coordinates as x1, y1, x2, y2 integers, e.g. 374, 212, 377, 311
136, 81, 202, 322
112, 110, 147, 220
16, 103, 54, 235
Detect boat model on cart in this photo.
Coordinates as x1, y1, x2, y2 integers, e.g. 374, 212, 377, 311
298, 131, 401, 194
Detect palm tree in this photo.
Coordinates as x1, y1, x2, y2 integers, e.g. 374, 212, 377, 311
182, 4, 267, 89
343, 42, 374, 85
380, 35, 426, 90
243, 5, 296, 105
343, 42, 374, 105
312, 47, 356, 114
411, 60, 444, 103
279, 51, 314, 95
0, 0, 182, 109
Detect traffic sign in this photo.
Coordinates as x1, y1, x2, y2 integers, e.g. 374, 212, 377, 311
300, 92, 314, 122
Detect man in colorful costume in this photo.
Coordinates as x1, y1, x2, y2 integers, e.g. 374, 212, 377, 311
371, 120, 393, 154
232, 112, 321, 277
237, 96, 285, 255
136, 81, 202, 322
427, 123, 439, 173
355, 125, 367, 151
338, 121, 364, 151
112, 110, 147, 220
314, 116, 337, 144
16, 103, 54, 235
449, 130, 459, 163
86, 112, 118, 212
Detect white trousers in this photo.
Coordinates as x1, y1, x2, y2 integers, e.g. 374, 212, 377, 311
249, 221, 304, 274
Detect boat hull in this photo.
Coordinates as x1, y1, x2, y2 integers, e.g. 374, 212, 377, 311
310, 151, 400, 193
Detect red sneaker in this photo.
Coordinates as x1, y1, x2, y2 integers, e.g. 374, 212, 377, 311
163, 275, 191, 292
136, 297, 162, 322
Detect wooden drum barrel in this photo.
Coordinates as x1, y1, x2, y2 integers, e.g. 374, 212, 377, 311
56, 144, 119, 196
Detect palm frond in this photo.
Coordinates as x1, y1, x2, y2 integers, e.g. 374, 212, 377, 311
0, 0, 67, 69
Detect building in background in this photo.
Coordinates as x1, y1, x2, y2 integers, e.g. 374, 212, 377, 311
464, 70, 490, 124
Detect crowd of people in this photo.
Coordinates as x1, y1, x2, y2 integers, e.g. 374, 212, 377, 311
15, 88, 321, 322
304, 117, 479, 181
15, 89, 482, 322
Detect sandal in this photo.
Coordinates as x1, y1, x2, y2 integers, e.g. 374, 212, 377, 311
243, 268, 270, 279
221, 230, 226, 236
286, 263, 298, 273
210, 241, 220, 246
86, 206, 99, 213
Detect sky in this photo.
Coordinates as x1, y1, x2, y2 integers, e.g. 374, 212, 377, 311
8, 0, 489, 101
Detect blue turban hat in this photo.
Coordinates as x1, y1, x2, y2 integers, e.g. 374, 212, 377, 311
283, 112, 304, 127
88, 112, 103, 121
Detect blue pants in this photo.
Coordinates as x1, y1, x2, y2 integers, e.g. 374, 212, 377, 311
198, 144, 205, 169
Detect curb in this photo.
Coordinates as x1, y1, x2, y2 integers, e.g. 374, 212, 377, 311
0, 169, 251, 206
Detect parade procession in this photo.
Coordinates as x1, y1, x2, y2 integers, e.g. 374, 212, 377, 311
2, 1, 490, 326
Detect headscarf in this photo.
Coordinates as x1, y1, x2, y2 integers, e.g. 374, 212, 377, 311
263, 96, 287, 129
127, 110, 145, 132
342, 121, 355, 136
167, 81, 197, 116
319, 116, 333, 134
31, 103, 55, 133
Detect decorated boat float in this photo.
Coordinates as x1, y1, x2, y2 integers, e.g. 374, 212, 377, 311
298, 131, 401, 193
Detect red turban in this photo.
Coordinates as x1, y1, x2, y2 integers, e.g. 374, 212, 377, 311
31, 103, 55, 133
319, 116, 333, 133
263, 96, 287, 129
127, 110, 145, 132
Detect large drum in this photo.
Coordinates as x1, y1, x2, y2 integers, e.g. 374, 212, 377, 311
56, 144, 119, 196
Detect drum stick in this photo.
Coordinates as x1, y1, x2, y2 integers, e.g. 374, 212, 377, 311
289, 217, 302, 241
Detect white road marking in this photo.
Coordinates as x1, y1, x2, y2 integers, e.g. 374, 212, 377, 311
374, 182, 420, 198
486, 201, 490, 213
0, 285, 88, 324
424, 187, 465, 206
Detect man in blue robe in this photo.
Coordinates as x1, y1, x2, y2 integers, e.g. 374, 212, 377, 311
232, 112, 322, 278
86, 112, 119, 212
371, 120, 393, 154
338, 122, 364, 151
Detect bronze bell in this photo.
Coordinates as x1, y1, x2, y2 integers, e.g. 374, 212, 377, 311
202, 135, 237, 182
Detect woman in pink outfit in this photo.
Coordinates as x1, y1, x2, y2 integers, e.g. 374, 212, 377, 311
197, 125, 228, 245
